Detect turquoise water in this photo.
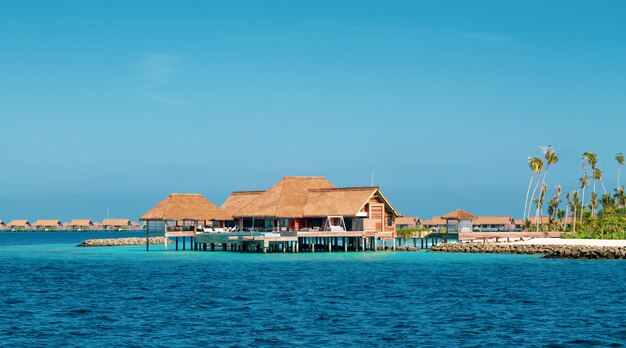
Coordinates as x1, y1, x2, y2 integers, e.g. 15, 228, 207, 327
1, 233, 626, 347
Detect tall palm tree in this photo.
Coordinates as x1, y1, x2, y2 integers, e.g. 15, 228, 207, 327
536, 146, 558, 224
589, 191, 598, 217
595, 167, 607, 195
580, 162, 589, 223
563, 191, 571, 231
536, 182, 547, 232
524, 157, 542, 221
570, 190, 580, 232
583, 151, 598, 193
616, 153, 624, 190
528, 158, 544, 220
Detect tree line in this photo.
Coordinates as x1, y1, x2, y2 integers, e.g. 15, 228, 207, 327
523, 146, 626, 238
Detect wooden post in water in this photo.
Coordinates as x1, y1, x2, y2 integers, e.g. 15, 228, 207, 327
328, 238, 331, 252
146, 233, 149, 251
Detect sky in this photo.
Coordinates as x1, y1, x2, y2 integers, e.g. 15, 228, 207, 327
1, 1, 625, 222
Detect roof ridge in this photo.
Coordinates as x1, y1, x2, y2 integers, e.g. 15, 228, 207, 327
310, 186, 378, 192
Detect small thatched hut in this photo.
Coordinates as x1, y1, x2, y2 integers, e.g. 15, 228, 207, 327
140, 193, 229, 235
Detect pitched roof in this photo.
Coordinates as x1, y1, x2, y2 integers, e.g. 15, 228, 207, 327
140, 193, 229, 221
473, 216, 514, 225
0, 220, 5, 226
234, 176, 335, 218
303, 187, 377, 217
422, 217, 446, 225
33, 219, 62, 227
441, 209, 477, 221
69, 219, 93, 226
9, 220, 31, 226
221, 191, 265, 218
396, 216, 419, 225
102, 219, 132, 226
303, 187, 401, 217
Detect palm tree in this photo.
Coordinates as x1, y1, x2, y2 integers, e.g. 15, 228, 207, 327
595, 167, 607, 195
536, 146, 558, 225
580, 163, 589, 223
589, 191, 599, 217
570, 191, 580, 232
616, 153, 624, 190
583, 151, 598, 193
563, 191, 571, 231
536, 182, 547, 232
524, 157, 542, 221
556, 209, 565, 231
528, 158, 544, 220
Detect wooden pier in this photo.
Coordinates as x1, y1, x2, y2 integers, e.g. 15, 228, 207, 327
146, 230, 452, 253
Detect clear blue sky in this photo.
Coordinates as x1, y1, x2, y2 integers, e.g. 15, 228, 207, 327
1, 1, 625, 222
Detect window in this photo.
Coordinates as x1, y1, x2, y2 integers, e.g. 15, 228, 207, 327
387, 215, 393, 227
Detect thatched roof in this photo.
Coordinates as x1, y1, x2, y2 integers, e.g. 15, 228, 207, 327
221, 191, 265, 218
102, 219, 131, 226
473, 216, 514, 225
396, 216, 419, 226
234, 177, 335, 218
422, 217, 446, 226
441, 209, 477, 221
303, 187, 401, 217
9, 220, 31, 226
140, 193, 229, 221
33, 219, 62, 227
69, 219, 93, 226
0, 220, 5, 226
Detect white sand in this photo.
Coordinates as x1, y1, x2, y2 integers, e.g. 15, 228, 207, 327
508, 238, 626, 247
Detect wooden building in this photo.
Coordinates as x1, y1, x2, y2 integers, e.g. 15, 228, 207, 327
231, 176, 400, 234
396, 216, 420, 229
33, 219, 63, 230
441, 209, 477, 233
69, 219, 94, 231
8, 220, 32, 231
472, 216, 515, 232
102, 219, 132, 230
141, 193, 230, 249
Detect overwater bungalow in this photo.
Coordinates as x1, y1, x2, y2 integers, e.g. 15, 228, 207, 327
102, 219, 132, 230
396, 216, 420, 229
33, 219, 63, 231
141, 193, 230, 236
232, 176, 400, 234
69, 219, 94, 231
8, 220, 32, 231
0, 220, 6, 230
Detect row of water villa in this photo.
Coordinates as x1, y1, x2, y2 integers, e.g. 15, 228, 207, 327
0, 219, 143, 231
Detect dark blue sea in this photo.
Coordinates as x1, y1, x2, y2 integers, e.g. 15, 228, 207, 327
1, 232, 626, 347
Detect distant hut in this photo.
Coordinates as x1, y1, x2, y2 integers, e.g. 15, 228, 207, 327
0, 220, 6, 230
130, 221, 143, 230
69, 219, 94, 231
441, 210, 477, 233
396, 216, 420, 229
102, 219, 132, 231
33, 220, 63, 231
93, 221, 103, 229
421, 217, 446, 230
472, 216, 515, 232
9, 220, 32, 231
140, 193, 229, 235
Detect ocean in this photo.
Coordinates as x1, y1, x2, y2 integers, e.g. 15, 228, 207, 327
1, 232, 625, 347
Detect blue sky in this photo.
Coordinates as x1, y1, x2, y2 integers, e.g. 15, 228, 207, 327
1, 1, 625, 221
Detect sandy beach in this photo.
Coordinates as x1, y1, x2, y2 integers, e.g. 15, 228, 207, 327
509, 238, 626, 248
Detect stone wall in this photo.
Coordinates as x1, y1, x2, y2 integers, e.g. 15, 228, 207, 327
430, 242, 626, 259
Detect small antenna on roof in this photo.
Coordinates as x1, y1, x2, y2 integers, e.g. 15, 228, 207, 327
370, 170, 374, 187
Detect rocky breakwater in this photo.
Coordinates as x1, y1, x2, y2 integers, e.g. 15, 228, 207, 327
77, 237, 171, 247
430, 242, 626, 259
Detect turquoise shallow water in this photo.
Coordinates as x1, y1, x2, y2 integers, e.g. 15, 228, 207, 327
1, 233, 626, 347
